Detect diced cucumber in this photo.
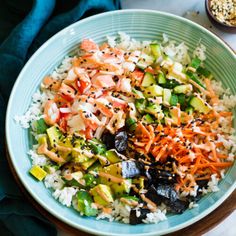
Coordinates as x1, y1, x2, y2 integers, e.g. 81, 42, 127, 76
177, 94, 186, 107
170, 94, 178, 106
189, 97, 211, 114
190, 58, 201, 69
173, 84, 192, 94
83, 173, 98, 188
186, 71, 206, 89
46, 126, 63, 146
144, 103, 162, 116
132, 88, 145, 98
141, 72, 156, 87
150, 44, 162, 58
158, 72, 166, 84
197, 66, 211, 77
135, 98, 146, 113
136, 60, 149, 70
163, 88, 172, 105
161, 79, 180, 89
29, 165, 47, 181
144, 85, 163, 97
185, 106, 194, 115
32, 118, 48, 134
88, 139, 106, 155
125, 118, 137, 131
77, 190, 98, 216
142, 114, 154, 124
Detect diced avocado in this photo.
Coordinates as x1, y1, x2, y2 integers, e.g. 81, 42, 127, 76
125, 118, 137, 132
46, 126, 62, 146
132, 177, 145, 189
144, 85, 163, 97
65, 171, 85, 187
173, 84, 192, 94
105, 150, 121, 164
189, 97, 211, 114
81, 157, 97, 170
170, 94, 178, 106
158, 72, 166, 84
150, 44, 162, 58
186, 71, 206, 89
104, 163, 122, 178
77, 190, 98, 216
135, 98, 147, 114
111, 179, 132, 197
190, 57, 201, 69
121, 195, 139, 205
132, 88, 145, 99
185, 106, 194, 115
72, 152, 89, 163
88, 161, 102, 172
29, 165, 47, 181
38, 134, 47, 145
197, 66, 211, 77
141, 72, 156, 87
90, 184, 114, 206
32, 118, 48, 134
88, 139, 106, 155
163, 88, 172, 105
142, 114, 154, 124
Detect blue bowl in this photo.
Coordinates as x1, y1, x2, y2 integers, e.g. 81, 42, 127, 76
6, 10, 236, 235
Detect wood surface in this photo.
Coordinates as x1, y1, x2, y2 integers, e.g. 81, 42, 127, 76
6, 147, 236, 236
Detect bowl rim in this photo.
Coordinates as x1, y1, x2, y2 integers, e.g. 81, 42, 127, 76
205, 0, 236, 29
6, 9, 236, 236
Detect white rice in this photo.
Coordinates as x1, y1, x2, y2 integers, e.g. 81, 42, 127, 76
53, 187, 77, 207
15, 32, 236, 224
44, 170, 65, 190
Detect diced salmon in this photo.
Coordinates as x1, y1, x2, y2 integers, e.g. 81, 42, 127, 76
59, 83, 76, 101
91, 73, 115, 89
80, 39, 99, 52
44, 100, 60, 125
95, 98, 114, 117
131, 69, 144, 86
42, 76, 61, 91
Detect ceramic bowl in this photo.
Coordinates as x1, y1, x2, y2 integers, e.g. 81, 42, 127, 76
6, 10, 236, 236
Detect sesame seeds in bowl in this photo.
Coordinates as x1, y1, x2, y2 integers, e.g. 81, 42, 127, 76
205, 0, 236, 32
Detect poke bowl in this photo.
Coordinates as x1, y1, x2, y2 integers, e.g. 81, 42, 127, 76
6, 10, 236, 236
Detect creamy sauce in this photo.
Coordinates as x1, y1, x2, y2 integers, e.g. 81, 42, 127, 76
120, 197, 139, 207
37, 143, 65, 163
140, 194, 157, 212
98, 171, 124, 184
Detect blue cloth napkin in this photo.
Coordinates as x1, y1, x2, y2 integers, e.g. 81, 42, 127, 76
0, 0, 120, 235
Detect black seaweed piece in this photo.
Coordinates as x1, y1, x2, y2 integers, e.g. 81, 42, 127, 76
146, 168, 177, 185
121, 161, 142, 178
168, 199, 189, 214
114, 131, 128, 152
196, 179, 208, 188
129, 209, 151, 225
102, 132, 115, 149
145, 184, 188, 214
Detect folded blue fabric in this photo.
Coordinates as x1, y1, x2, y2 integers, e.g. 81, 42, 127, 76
0, 0, 120, 235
